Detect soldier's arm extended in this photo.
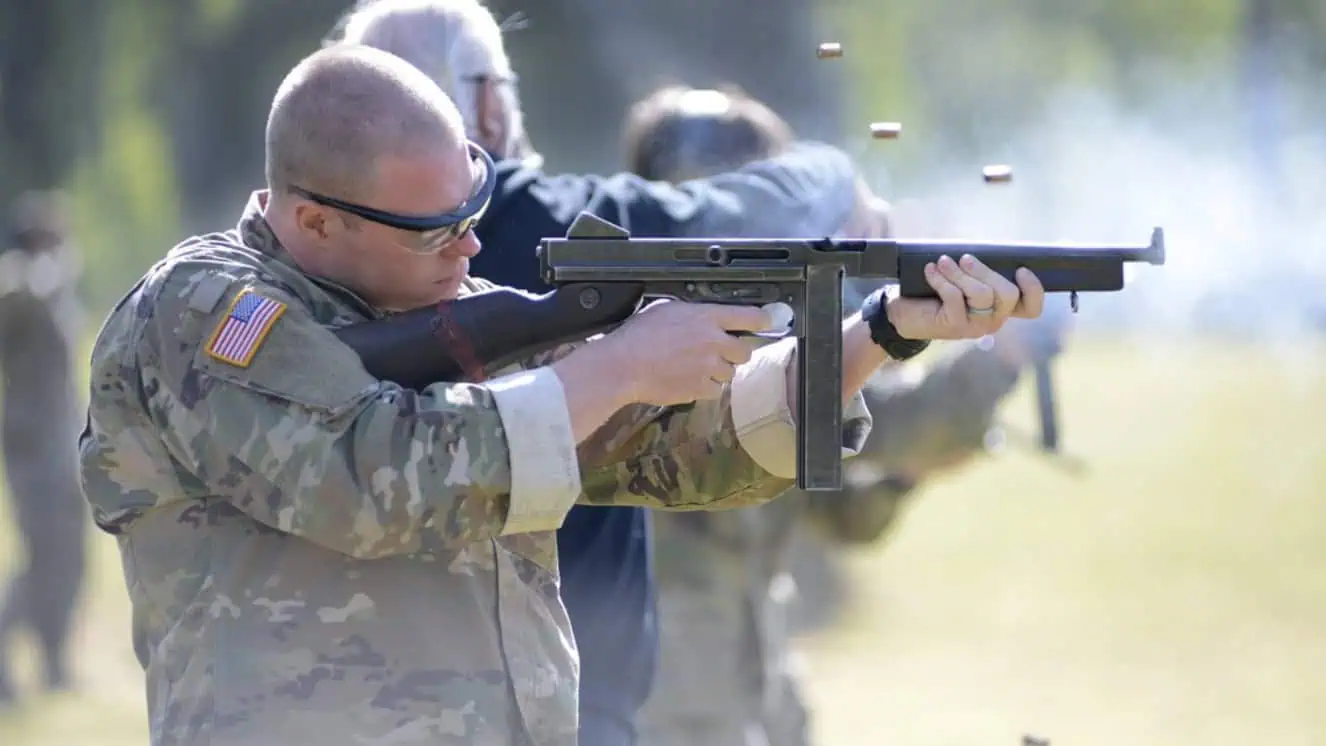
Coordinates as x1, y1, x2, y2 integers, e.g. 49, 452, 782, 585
86, 266, 871, 557
802, 339, 1023, 544
493, 142, 858, 249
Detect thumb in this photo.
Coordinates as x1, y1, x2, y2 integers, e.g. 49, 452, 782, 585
705, 302, 791, 333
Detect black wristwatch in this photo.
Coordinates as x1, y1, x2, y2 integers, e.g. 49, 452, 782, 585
860, 287, 930, 361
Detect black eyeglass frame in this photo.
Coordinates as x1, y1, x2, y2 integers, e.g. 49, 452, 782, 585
288, 141, 496, 234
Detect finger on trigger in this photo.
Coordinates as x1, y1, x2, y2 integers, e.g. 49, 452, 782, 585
1014, 267, 1045, 318
707, 303, 782, 333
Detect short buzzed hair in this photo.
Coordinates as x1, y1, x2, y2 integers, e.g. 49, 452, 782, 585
622, 85, 794, 183
332, 0, 520, 154
265, 44, 464, 200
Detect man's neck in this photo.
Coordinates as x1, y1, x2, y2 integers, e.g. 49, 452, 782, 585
261, 192, 315, 267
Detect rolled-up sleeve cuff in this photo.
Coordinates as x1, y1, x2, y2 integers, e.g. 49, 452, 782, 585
729, 340, 873, 479
486, 368, 581, 534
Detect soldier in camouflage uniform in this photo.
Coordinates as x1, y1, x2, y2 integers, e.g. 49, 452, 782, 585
622, 86, 1065, 746
77, 47, 1045, 746
0, 191, 86, 703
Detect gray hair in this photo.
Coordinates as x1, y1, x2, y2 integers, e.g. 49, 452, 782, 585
336, 0, 524, 158
264, 44, 465, 200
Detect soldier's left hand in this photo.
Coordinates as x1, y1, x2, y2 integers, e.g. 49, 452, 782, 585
884, 255, 1044, 340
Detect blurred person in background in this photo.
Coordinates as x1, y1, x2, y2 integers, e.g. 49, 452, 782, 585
332, 2, 902, 745
620, 84, 1070, 746
0, 190, 87, 705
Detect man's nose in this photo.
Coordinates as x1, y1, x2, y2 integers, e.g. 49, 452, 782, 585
448, 230, 482, 258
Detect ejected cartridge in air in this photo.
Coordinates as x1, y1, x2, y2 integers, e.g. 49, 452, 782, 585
816, 42, 843, 59
982, 164, 1013, 183
869, 122, 902, 139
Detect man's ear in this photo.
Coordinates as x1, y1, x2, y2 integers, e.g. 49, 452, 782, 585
293, 202, 333, 241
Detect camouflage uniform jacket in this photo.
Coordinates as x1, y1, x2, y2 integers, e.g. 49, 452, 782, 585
640, 340, 1022, 745
77, 193, 873, 746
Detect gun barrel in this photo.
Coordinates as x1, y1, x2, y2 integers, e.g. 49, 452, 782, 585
883, 236, 1159, 258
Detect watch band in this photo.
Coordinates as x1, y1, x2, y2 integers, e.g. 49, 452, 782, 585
860, 287, 931, 361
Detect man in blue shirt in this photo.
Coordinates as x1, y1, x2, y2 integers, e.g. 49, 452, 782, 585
334, 4, 873, 744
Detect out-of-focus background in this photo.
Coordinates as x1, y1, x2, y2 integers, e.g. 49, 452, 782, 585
2, 0, 1325, 744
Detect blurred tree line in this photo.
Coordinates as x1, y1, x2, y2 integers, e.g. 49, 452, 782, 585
1, 0, 1321, 313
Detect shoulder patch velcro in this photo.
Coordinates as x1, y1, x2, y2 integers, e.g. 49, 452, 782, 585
205, 289, 287, 368
187, 274, 234, 314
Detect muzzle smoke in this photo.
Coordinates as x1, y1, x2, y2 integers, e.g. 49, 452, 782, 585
872, 80, 1326, 349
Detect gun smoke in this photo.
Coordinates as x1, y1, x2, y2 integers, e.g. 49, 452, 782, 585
875, 74, 1326, 353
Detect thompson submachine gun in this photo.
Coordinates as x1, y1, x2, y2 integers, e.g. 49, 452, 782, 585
336, 211, 1165, 492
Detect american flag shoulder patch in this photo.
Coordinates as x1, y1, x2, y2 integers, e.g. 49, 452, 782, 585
205, 289, 288, 368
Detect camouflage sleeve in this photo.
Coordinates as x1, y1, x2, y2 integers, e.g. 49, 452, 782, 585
802, 339, 1022, 544
575, 337, 873, 510
130, 270, 584, 557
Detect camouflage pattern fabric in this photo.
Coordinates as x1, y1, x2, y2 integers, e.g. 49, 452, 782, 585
77, 191, 873, 746
638, 340, 1024, 746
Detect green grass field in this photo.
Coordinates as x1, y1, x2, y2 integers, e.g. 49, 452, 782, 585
1, 338, 1324, 746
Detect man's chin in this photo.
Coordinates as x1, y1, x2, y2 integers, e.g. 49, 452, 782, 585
428, 276, 467, 303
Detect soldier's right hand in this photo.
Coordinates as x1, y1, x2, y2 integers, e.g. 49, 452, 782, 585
605, 301, 776, 406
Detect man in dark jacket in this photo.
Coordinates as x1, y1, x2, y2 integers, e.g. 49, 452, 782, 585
333, 4, 874, 744
470, 142, 861, 746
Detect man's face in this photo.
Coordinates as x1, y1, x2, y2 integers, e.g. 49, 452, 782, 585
293, 141, 489, 311
466, 74, 521, 159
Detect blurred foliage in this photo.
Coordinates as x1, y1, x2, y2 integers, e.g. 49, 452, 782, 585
0, 0, 1320, 312
834, 0, 1243, 177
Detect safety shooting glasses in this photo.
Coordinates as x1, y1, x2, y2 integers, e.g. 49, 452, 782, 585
289, 141, 496, 255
